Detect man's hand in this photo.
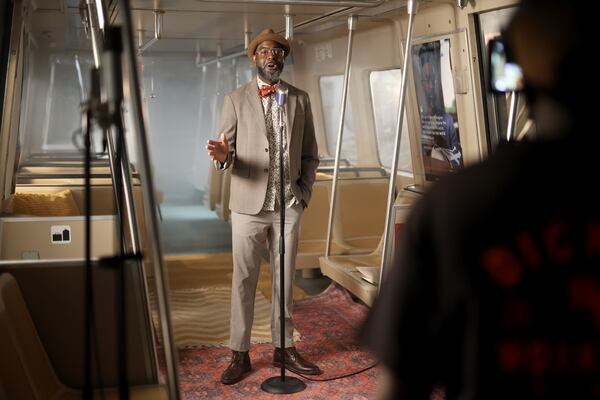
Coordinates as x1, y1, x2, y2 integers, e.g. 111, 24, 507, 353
206, 132, 229, 164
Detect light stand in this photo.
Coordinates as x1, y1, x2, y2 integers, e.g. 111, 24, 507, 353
82, 67, 99, 400
91, 26, 132, 400
261, 85, 306, 394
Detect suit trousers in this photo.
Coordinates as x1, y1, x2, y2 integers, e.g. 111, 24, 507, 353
229, 203, 303, 351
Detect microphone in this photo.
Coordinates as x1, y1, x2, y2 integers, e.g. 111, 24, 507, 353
275, 84, 288, 108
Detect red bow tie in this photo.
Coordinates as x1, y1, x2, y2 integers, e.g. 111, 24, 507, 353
259, 84, 277, 98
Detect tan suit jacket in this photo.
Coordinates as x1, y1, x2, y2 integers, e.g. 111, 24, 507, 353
218, 79, 319, 215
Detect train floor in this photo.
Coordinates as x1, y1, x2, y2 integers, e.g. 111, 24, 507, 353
159, 203, 232, 254
160, 254, 377, 399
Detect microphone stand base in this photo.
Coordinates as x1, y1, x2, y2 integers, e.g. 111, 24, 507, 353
261, 376, 306, 394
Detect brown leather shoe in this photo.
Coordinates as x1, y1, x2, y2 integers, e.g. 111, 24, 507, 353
221, 350, 251, 384
273, 347, 323, 375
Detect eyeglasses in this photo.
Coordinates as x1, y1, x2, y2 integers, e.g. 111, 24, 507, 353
256, 47, 285, 58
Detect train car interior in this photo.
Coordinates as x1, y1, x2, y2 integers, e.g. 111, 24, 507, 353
0, 0, 535, 398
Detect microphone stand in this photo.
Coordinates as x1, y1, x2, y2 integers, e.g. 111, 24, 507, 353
261, 85, 306, 394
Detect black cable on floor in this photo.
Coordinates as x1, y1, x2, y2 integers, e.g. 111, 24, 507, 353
288, 361, 379, 382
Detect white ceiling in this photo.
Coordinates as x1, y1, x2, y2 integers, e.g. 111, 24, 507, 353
26, 0, 424, 54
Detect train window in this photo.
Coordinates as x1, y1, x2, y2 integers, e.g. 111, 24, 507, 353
136, 54, 259, 204
319, 75, 357, 164
369, 69, 412, 174
412, 39, 463, 181
25, 53, 94, 152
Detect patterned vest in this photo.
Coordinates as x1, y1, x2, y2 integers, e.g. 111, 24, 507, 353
260, 91, 297, 211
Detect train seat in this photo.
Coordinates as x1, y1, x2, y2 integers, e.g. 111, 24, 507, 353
297, 172, 392, 269
0, 273, 167, 400
319, 188, 421, 306
5, 185, 149, 216
332, 177, 389, 253
296, 180, 351, 269
0, 185, 160, 261
0, 187, 126, 260
1, 189, 80, 216
319, 251, 381, 306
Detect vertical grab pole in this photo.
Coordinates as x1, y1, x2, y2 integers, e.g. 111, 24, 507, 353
378, 0, 418, 292
86, 0, 142, 255
285, 14, 294, 40
86, 0, 102, 67
87, 1, 155, 382
325, 15, 357, 257
118, 0, 181, 398
506, 91, 518, 141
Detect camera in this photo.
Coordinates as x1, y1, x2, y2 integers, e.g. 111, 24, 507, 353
488, 38, 524, 93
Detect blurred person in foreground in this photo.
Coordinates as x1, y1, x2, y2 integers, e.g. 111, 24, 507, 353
361, 0, 600, 399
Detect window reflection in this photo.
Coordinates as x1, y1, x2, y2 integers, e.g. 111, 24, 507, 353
319, 75, 356, 164
369, 69, 412, 174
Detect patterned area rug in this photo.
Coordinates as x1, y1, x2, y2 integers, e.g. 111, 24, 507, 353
152, 254, 305, 347
161, 286, 300, 347
176, 283, 381, 399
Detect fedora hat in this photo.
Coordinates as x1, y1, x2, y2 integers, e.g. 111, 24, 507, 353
247, 28, 290, 59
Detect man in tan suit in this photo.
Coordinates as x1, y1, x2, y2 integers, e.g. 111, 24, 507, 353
206, 28, 321, 384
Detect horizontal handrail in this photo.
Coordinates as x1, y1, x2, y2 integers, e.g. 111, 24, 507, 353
20, 161, 110, 167
317, 165, 388, 177
26, 152, 108, 160
16, 172, 141, 180
318, 157, 351, 166
316, 174, 389, 183
0, 258, 102, 267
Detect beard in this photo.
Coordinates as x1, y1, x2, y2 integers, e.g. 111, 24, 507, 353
257, 62, 284, 83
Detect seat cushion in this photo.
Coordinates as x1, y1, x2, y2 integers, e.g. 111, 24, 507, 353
4, 190, 80, 216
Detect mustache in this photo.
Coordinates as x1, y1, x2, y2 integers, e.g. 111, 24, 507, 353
257, 62, 284, 81
262, 60, 283, 70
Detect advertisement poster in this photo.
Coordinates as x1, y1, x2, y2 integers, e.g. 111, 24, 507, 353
412, 40, 463, 181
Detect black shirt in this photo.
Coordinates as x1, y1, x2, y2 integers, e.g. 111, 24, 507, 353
362, 135, 600, 399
